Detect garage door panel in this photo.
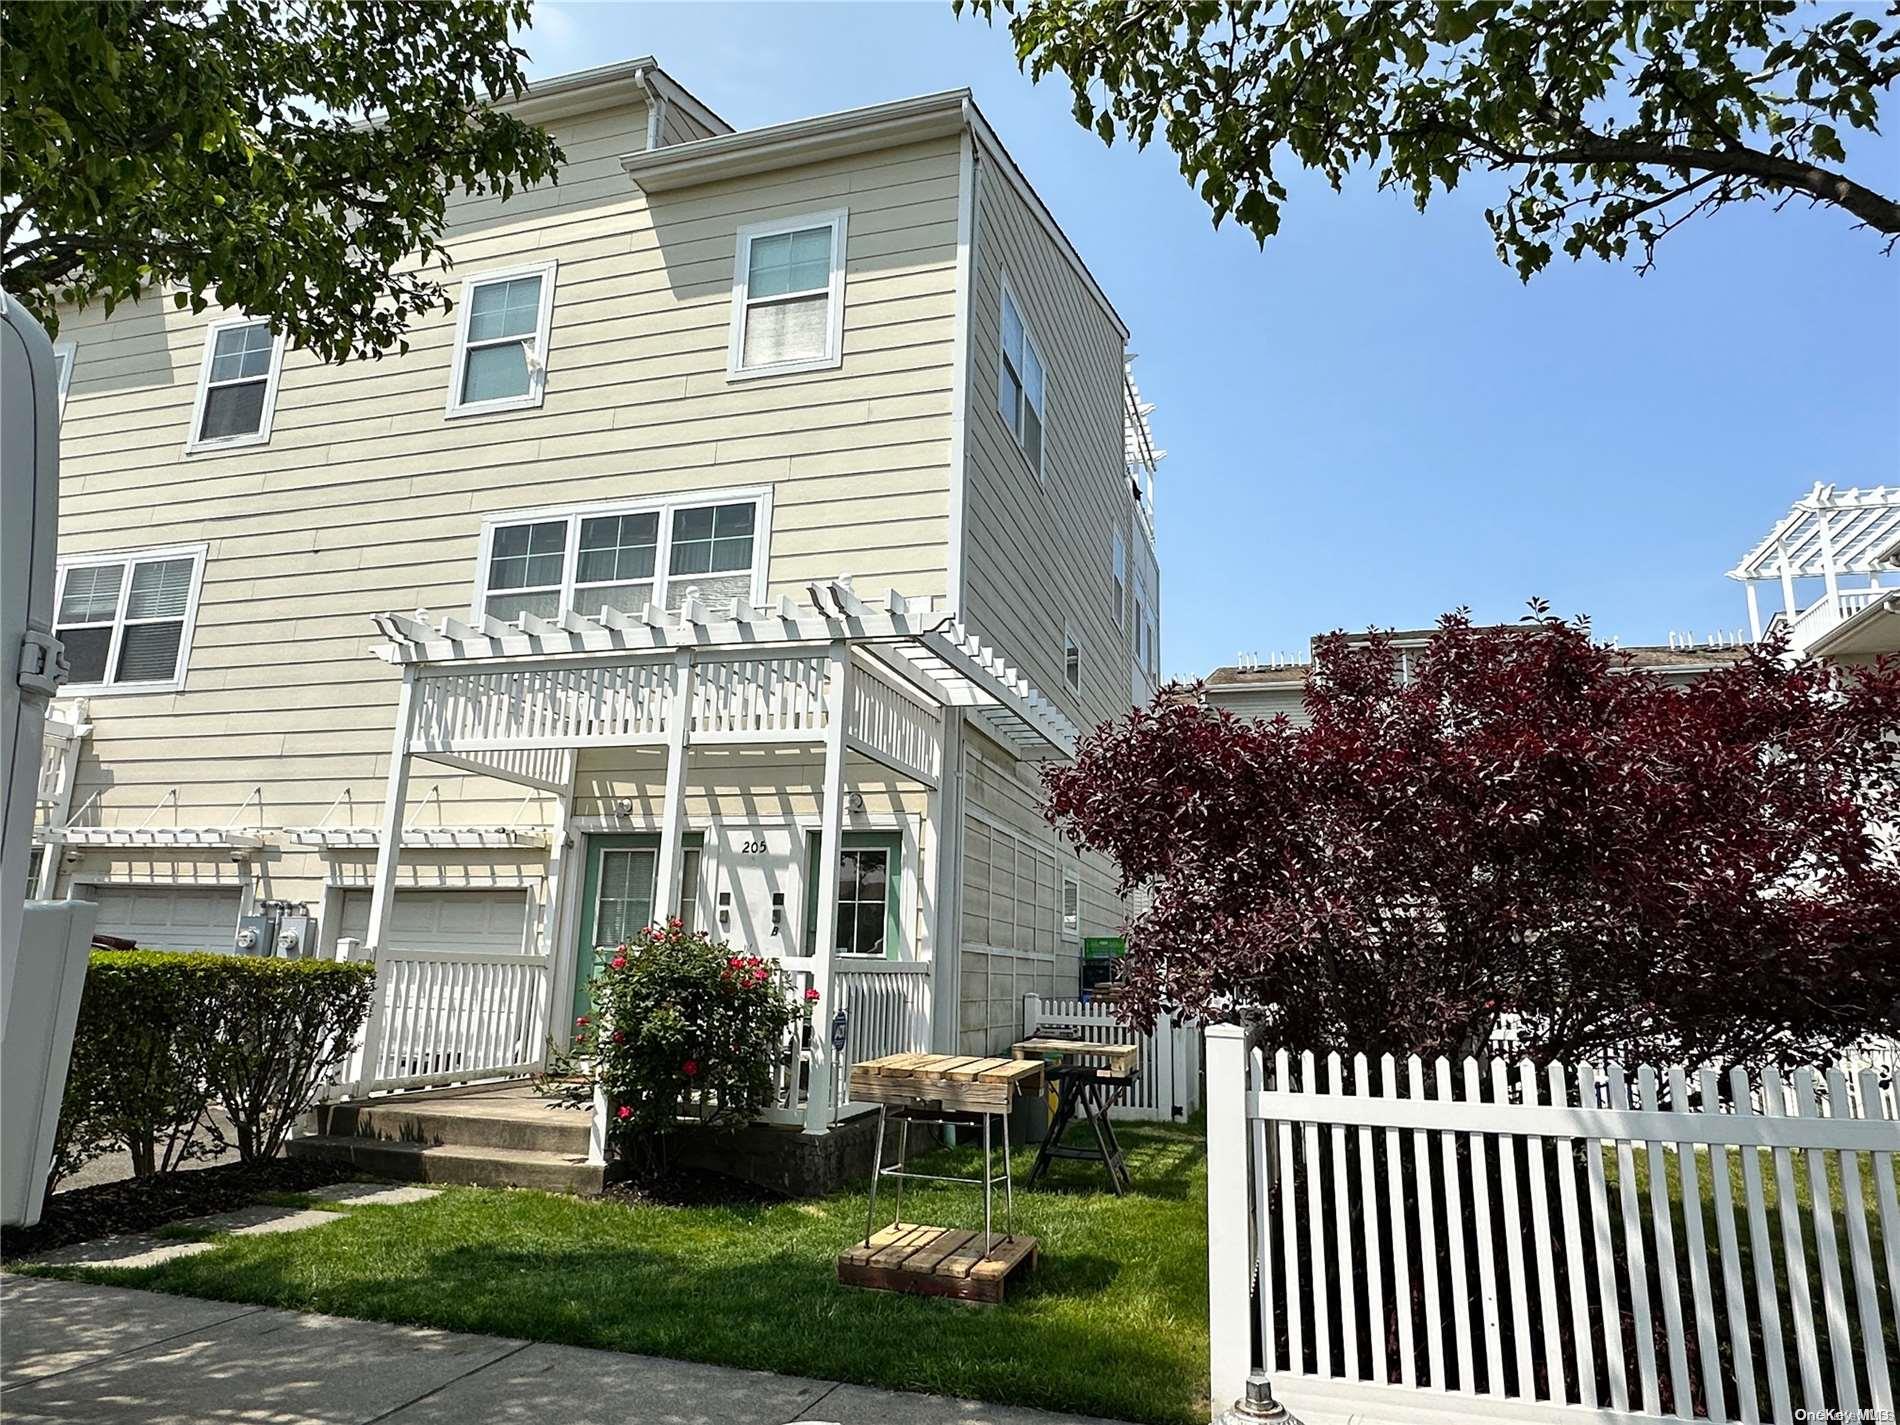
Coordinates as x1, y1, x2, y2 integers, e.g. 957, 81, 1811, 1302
337, 889, 532, 955
89, 886, 242, 952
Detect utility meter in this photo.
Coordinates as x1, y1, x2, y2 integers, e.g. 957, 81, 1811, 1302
234, 901, 314, 958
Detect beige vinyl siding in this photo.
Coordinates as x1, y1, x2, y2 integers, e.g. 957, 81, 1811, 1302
658, 99, 717, 148
950, 153, 1137, 1051
47, 99, 961, 913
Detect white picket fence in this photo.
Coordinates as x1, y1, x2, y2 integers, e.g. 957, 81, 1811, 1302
1023, 994, 1201, 1121
1205, 1026, 1900, 1425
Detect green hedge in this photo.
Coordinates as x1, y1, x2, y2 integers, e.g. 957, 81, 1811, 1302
53, 951, 375, 1186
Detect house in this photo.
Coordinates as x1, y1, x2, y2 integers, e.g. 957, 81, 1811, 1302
1199, 632, 1744, 723
33, 58, 1166, 1142
1728, 483, 1900, 663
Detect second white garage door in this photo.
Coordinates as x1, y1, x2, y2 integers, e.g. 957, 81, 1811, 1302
336, 888, 533, 955
87, 885, 243, 952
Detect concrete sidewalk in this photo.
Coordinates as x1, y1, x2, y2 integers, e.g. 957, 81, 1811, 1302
0, 1274, 1140, 1425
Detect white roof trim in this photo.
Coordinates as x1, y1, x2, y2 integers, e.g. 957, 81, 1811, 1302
1729, 483, 1900, 581
498, 57, 732, 135
369, 580, 1077, 760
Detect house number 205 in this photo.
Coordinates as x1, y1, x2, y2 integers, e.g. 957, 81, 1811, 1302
738, 839, 769, 854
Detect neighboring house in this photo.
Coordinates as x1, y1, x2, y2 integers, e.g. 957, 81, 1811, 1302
33, 58, 1166, 1132
1200, 632, 1744, 723
1729, 482, 1900, 663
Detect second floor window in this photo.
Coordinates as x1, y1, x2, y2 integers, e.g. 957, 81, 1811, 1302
998, 282, 1046, 477
1111, 528, 1127, 631
53, 545, 207, 694
448, 261, 557, 417
187, 317, 284, 453
478, 492, 767, 624
1064, 625, 1082, 695
729, 210, 847, 379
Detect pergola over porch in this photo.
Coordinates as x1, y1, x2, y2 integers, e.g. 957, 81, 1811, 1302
351, 578, 1077, 1133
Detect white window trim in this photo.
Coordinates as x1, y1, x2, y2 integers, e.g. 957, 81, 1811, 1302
1061, 872, 1081, 941
996, 271, 1049, 481
1063, 621, 1082, 696
445, 259, 559, 419
471, 485, 774, 626
52, 339, 76, 417
726, 208, 849, 382
184, 316, 287, 456
52, 542, 209, 697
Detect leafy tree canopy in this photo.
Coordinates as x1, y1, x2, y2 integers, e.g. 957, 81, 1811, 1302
1045, 611, 1900, 1067
2, 0, 563, 361
960, 0, 1900, 276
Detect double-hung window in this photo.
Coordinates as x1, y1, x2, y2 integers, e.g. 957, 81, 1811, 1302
1064, 625, 1082, 695
447, 261, 557, 416
186, 317, 285, 453
1111, 529, 1127, 631
478, 491, 768, 625
997, 280, 1046, 477
1062, 874, 1081, 940
53, 545, 207, 694
728, 210, 847, 379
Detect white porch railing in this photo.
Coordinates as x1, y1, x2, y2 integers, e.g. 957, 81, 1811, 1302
1024, 994, 1202, 1121
1205, 1027, 1900, 1425
352, 949, 550, 1094
759, 960, 933, 1123
1783, 585, 1889, 653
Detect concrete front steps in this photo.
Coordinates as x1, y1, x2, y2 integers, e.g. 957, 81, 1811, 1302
287, 1083, 603, 1194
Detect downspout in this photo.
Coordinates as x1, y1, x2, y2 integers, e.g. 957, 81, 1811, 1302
636, 64, 667, 152
934, 109, 979, 1055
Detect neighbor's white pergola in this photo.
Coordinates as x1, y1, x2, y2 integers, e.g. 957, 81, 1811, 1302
358, 578, 1076, 1128
1729, 483, 1900, 645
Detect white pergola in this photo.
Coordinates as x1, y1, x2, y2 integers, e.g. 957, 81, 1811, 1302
1730, 483, 1900, 645
355, 578, 1076, 1127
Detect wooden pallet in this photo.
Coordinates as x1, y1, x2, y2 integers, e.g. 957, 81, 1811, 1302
1010, 1037, 1140, 1075
837, 1222, 1039, 1303
845, 1053, 1044, 1113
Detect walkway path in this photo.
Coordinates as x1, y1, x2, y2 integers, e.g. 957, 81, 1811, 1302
0, 1274, 1139, 1425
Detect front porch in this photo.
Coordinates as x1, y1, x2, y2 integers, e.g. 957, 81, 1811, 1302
333, 580, 1075, 1140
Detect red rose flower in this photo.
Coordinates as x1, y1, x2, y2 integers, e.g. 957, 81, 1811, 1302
804, 987, 820, 1002
612, 1029, 626, 1044
575, 1015, 590, 1027
682, 1059, 698, 1076
616, 1104, 631, 1120
611, 954, 627, 970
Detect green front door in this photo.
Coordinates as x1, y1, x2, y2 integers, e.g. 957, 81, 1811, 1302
575, 834, 659, 1023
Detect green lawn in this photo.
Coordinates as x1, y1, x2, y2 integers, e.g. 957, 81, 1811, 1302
23, 1121, 1211, 1425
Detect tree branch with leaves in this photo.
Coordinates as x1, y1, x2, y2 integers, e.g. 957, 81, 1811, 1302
2, 0, 564, 361
958, 0, 1900, 275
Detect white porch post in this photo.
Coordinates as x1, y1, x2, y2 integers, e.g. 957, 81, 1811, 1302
803, 639, 851, 1134
653, 650, 693, 923
1745, 581, 1763, 642
537, 755, 575, 1058
353, 668, 419, 1097
928, 712, 964, 1054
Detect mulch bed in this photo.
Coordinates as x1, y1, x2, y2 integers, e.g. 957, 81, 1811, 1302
1, 1157, 355, 1261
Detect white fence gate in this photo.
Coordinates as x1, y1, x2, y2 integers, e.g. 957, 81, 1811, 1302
1023, 995, 1201, 1121
1205, 1025, 1900, 1425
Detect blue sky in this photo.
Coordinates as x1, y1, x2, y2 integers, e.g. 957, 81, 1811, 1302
522, 1, 1900, 679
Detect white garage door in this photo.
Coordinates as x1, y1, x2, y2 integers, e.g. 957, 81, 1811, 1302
337, 888, 533, 955
87, 885, 242, 952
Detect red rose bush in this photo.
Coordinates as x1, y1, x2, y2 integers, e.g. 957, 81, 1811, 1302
545, 920, 798, 1144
